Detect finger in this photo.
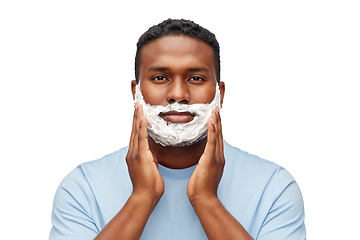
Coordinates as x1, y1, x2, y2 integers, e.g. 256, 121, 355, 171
209, 108, 218, 144
128, 102, 139, 153
133, 102, 144, 151
216, 106, 222, 137
215, 106, 223, 145
215, 107, 224, 162
202, 109, 217, 162
138, 115, 150, 154
213, 107, 221, 159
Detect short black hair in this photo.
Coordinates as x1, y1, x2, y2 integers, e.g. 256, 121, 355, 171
135, 19, 220, 83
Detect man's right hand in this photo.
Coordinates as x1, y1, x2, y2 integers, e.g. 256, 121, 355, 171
126, 102, 164, 203
95, 102, 164, 240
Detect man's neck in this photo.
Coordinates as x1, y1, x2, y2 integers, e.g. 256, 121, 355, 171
148, 137, 207, 169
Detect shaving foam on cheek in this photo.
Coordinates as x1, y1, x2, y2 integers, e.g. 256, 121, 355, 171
134, 84, 221, 147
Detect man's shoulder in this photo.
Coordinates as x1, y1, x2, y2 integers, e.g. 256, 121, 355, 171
56, 146, 129, 191
221, 141, 305, 238
77, 146, 130, 186
222, 140, 296, 191
80, 146, 129, 168
223, 140, 278, 171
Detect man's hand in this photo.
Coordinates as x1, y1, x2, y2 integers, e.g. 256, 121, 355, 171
186, 107, 253, 240
126, 102, 165, 202
95, 103, 164, 240
187, 106, 225, 204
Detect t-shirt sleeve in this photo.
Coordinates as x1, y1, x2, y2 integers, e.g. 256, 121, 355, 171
257, 167, 306, 240
49, 167, 100, 240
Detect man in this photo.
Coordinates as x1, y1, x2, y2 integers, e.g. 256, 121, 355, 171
50, 19, 306, 240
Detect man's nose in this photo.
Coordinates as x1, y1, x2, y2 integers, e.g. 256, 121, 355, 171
166, 80, 190, 104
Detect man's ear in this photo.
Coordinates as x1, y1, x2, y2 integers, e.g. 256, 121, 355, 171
131, 80, 137, 100
218, 81, 225, 108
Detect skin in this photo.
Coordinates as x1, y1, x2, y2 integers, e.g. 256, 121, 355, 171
95, 36, 253, 240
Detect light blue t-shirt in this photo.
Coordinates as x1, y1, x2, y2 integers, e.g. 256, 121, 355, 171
50, 141, 306, 239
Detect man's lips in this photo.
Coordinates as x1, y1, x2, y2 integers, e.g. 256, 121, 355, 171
159, 111, 196, 123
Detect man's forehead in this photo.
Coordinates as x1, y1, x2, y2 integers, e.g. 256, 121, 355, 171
141, 36, 214, 60
139, 36, 216, 73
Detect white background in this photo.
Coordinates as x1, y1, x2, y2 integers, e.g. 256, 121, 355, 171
1, 1, 359, 239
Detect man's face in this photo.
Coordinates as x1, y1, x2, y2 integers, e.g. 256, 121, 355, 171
134, 35, 223, 124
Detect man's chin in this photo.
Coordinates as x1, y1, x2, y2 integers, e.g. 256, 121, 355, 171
148, 131, 208, 148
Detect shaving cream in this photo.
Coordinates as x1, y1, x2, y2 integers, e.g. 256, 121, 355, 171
134, 84, 221, 147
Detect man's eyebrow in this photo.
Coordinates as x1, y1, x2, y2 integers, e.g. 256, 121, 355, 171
147, 66, 210, 72
148, 66, 169, 72
186, 67, 209, 72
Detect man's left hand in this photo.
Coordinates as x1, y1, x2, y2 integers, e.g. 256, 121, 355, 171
187, 106, 225, 204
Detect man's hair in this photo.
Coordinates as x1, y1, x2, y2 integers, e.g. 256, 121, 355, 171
135, 19, 220, 83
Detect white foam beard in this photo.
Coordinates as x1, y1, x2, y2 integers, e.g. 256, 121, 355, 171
135, 84, 221, 147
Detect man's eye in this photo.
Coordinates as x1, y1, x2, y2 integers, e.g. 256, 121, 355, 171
189, 76, 204, 82
153, 76, 166, 81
